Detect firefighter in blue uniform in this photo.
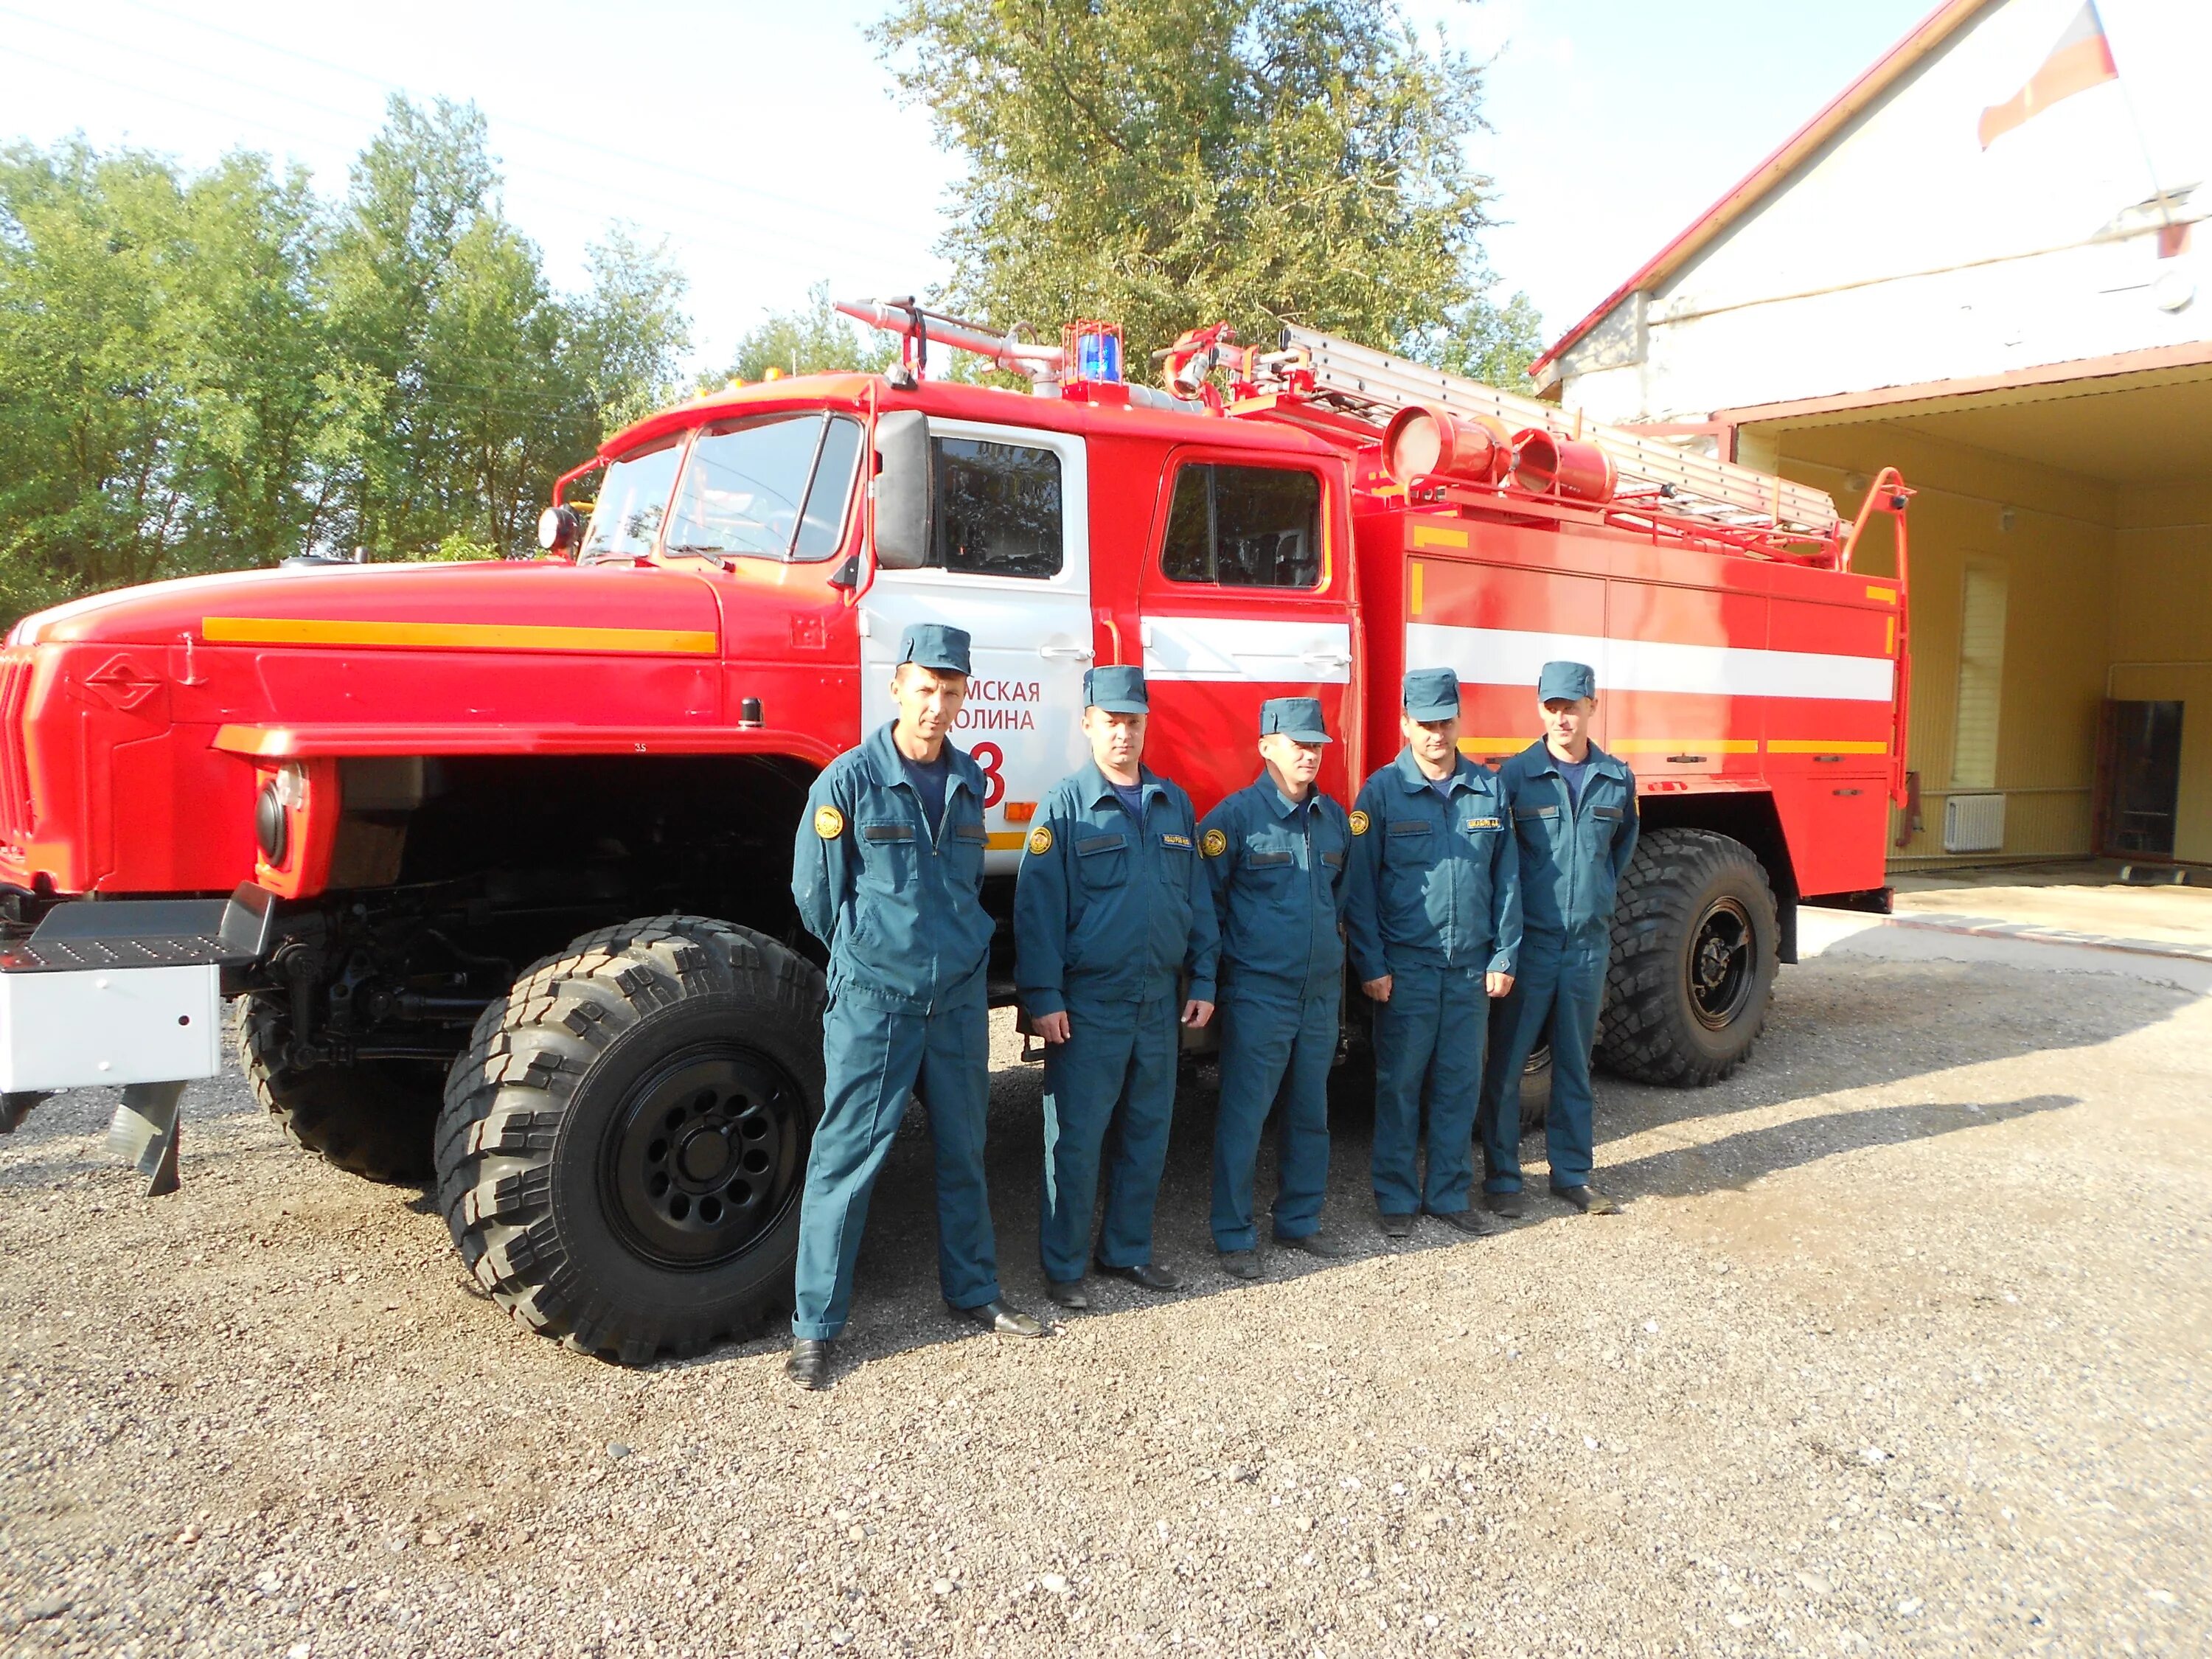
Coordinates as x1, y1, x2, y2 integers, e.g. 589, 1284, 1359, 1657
785, 623, 1043, 1390
1476, 661, 1640, 1216
1015, 665, 1219, 1310
1199, 696, 1353, 1279
1345, 667, 1522, 1238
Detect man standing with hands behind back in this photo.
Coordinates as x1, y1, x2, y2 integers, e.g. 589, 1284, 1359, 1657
1015, 666, 1218, 1312
786, 622, 1045, 1391
1199, 697, 1354, 1280
1345, 667, 1520, 1239
1477, 661, 1639, 1217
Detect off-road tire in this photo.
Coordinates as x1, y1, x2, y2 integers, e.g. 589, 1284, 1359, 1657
1597, 829, 1778, 1085
1517, 1041, 1554, 1135
234, 1001, 442, 1183
435, 915, 825, 1364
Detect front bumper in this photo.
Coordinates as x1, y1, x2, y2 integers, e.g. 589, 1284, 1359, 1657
0, 886, 279, 1191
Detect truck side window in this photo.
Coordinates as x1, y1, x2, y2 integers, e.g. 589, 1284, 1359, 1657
931, 437, 1062, 578
1160, 464, 1321, 588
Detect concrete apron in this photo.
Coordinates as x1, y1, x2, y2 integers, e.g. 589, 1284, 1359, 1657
1801, 907, 2212, 996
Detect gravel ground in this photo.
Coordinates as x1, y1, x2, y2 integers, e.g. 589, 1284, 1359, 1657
3, 931, 2208, 1658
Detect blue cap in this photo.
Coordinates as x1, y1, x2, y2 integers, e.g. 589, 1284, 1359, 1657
1402, 666, 1462, 721
1260, 696, 1332, 743
1084, 664, 1149, 714
1537, 660, 1596, 703
897, 623, 971, 676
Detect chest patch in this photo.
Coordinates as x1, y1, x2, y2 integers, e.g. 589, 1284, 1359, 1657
1161, 832, 1192, 849
1388, 820, 1432, 837
1465, 816, 1501, 831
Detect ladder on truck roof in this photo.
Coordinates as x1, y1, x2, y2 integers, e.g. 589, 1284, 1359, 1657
1259, 325, 1843, 546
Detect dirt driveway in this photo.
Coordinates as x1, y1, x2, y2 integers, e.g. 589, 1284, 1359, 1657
3, 919, 2208, 1657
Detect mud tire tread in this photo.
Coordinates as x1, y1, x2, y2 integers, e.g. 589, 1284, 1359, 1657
234, 1002, 441, 1183
1596, 829, 1778, 1087
434, 914, 825, 1365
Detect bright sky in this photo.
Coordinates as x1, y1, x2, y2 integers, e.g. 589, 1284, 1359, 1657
0, 0, 2176, 375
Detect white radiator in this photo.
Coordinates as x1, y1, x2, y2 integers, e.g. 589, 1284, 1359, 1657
1942, 793, 2006, 854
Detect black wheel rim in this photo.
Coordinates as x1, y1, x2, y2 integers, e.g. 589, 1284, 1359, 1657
600, 1042, 807, 1270
1687, 895, 1756, 1032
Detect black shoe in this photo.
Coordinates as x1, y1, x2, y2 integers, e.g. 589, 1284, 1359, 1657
1427, 1207, 1501, 1237
1217, 1249, 1262, 1281
948, 1298, 1046, 1336
1274, 1231, 1344, 1259
1482, 1191, 1526, 1219
1378, 1211, 1415, 1239
785, 1338, 833, 1391
1045, 1279, 1089, 1311
1552, 1183, 1621, 1215
1096, 1260, 1181, 1293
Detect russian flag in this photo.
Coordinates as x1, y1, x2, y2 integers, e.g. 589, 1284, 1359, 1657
1979, 1, 2120, 148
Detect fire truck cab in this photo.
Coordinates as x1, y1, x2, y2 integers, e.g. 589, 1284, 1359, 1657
0, 309, 1910, 1362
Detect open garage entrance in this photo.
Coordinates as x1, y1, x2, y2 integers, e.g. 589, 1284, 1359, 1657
1725, 353, 2212, 873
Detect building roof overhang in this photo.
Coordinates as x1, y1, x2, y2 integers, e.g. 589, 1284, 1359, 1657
1528, 0, 1995, 389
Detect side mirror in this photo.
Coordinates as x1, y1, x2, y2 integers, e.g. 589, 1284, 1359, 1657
872, 410, 932, 571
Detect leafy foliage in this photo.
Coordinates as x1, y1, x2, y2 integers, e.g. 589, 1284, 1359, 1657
707, 282, 897, 387
0, 97, 691, 622
874, 0, 1541, 383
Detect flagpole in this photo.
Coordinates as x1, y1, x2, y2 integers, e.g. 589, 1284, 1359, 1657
2094, 0, 2176, 227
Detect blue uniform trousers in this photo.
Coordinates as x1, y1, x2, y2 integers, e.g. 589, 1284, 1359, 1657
1039, 992, 1180, 1283
1211, 981, 1338, 1251
1478, 932, 1608, 1192
1371, 961, 1487, 1217
792, 989, 999, 1340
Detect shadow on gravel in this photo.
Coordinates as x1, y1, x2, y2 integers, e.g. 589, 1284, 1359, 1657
1601, 1093, 2079, 1199
815, 956, 2190, 1377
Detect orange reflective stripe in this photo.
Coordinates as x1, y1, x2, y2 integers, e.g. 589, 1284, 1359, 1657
201, 616, 716, 654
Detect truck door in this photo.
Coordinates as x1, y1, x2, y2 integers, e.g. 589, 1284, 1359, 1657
859, 417, 1092, 873
1135, 449, 1357, 813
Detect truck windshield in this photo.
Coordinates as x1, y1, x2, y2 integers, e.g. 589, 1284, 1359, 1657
578, 436, 684, 563
661, 413, 864, 563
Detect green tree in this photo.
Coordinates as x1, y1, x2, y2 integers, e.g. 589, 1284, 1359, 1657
874, 0, 1540, 380
320, 97, 689, 559
707, 282, 896, 387
0, 140, 331, 614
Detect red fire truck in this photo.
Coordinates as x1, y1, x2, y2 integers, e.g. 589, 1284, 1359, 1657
0, 305, 1909, 1361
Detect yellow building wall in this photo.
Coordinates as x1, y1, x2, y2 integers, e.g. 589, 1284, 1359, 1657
2108, 482, 2212, 864
1758, 422, 2117, 865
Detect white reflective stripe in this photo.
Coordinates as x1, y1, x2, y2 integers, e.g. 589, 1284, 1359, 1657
1141, 615, 1353, 683
1404, 622, 1893, 703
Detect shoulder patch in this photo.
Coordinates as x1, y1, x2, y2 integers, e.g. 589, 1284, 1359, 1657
1201, 827, 1228, 859
813, 804, 845, 840
1349, 809, 1371, 836
1027, 825, 1054, 856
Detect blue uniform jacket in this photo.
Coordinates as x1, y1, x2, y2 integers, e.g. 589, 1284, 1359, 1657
1198, 776, 1352, 998
1343, 747, 1522, 981
1014, 762, 1220, 1018
791, 722, 995, 1012
1496, 740, 1640, 942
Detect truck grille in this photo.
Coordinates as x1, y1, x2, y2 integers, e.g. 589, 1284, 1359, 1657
0, 652, 34, 844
